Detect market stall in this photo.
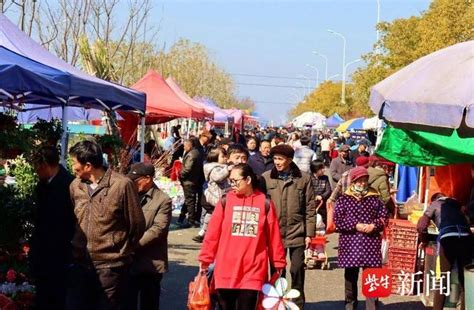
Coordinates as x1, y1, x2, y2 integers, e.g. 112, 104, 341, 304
325, 113, 344, 128
370, 40, 474, 306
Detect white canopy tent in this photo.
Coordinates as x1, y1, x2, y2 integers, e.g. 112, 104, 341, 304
292, 112, 326, 128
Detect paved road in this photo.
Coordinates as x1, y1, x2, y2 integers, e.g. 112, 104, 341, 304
161, 219, 426, 309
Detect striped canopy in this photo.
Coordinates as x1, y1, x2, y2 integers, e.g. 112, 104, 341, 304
336, 118, 365, 132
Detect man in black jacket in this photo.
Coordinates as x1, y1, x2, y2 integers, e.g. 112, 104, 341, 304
179, 138, 205, 227
29, 146, 75, 310
248, 139, 274, 175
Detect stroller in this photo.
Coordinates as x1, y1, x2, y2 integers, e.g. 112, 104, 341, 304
304, 201, 330, 270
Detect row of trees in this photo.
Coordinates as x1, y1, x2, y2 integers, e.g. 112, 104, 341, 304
2, 0, 255, 112
290, 0, 473, 119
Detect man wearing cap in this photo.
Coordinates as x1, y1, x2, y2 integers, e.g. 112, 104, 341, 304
126, 163, 172, 310
334, 166, 388, 310
329, 144, 354, 183
261, 144, 316, 308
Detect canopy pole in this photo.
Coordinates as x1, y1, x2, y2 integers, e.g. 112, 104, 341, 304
60, 100, 69, 167
140, 114, 145, 162
423, 167, 431, 210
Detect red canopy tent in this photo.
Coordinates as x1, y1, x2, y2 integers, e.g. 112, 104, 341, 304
119, 70, 207, 143
165, 77, 214, 120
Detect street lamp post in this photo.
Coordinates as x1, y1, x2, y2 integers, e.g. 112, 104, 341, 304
296, 82, 307, 99
305, 65, 319, 87
312, 51, 328, 80
376, 0, 381, 43
328, 29, 347, 104
298, 74, 312, 94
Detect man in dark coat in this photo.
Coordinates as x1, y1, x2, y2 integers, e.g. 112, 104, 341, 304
127, 163, 172, 310
248, 139, 273, 175
30, 146, 75, 310
261, 144, 316, 309
179, 138, 205, 227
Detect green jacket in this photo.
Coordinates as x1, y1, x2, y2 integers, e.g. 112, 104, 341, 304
368, 167, 391, 204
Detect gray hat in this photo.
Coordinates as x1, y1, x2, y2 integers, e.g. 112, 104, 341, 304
126, 163, 155, 180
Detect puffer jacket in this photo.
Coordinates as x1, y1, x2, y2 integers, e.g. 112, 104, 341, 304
368, 167, 391, 203
203, 162, 230, 207
261, 162, 316, 248
69, 169, 146, 269
293, 146, 316, 173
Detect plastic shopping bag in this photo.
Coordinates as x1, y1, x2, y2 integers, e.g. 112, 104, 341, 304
188, 271, 211, 310
325, 200, 336, 234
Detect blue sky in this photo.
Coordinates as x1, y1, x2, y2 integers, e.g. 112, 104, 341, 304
151, 0, 431, 124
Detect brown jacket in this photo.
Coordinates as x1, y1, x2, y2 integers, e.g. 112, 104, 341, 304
69, 169, 145, 269
261, 162, 316, 248
131, 185, 172, 274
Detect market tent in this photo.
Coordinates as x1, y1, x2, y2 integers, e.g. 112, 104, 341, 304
132, 70, 203, 121
0, 46, 70, 104
325, 113, 344, 128
336, 118, 365, 132
0, 13, 145, 112
224, 109, 243, 126
165, 77, 214, 120
194, 97, 230, 123
292, 112, 326, 128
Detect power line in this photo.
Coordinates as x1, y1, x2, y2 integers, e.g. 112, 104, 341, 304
236, 82, 308, 89
232, 72, 316, 81
253, 100, 296, 105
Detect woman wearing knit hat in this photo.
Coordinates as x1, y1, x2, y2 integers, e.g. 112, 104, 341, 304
334, 166, 388, 310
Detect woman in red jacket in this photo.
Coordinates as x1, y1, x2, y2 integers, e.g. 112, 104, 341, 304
198, 163, 286, 310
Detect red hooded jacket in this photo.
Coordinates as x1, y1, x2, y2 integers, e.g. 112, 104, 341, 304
199, 190, 286, 291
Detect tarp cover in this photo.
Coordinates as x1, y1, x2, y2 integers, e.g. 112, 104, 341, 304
194, 97, 230, 123
376, 125, 474, 166
369, 41, 474, 130
0, 13, 145, 111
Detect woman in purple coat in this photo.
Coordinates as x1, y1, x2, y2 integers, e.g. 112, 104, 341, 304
334, 166, 388, 310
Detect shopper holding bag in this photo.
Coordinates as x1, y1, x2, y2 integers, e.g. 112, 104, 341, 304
198, 164, 286, 310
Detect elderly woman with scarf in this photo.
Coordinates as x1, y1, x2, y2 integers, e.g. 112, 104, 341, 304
334, 167, 388, 310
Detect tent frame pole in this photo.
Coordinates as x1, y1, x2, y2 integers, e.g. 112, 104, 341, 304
140, 114, 145, 162
59, 98, 69, 167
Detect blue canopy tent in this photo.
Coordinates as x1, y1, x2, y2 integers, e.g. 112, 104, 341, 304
0, 13, 146, 160
0, 46, 70, 104
325, 113, 344, 128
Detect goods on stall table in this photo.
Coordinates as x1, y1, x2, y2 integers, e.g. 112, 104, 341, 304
154, 176, 184, 215
385, 219, 419, 295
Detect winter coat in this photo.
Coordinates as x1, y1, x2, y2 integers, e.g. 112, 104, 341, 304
180, 148, 204, 186
293, 146, 316, 174
329, 156, 353, 182
199, 190, 286, 291
368, 167, 391, 204
261, 162, 316, 248
248, 152, 274, 175
203, 162, 230, 207
69, 168, 146, 269
29, 166, 75, 277
131, 185, 172, 275
334, 187, 388, 268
